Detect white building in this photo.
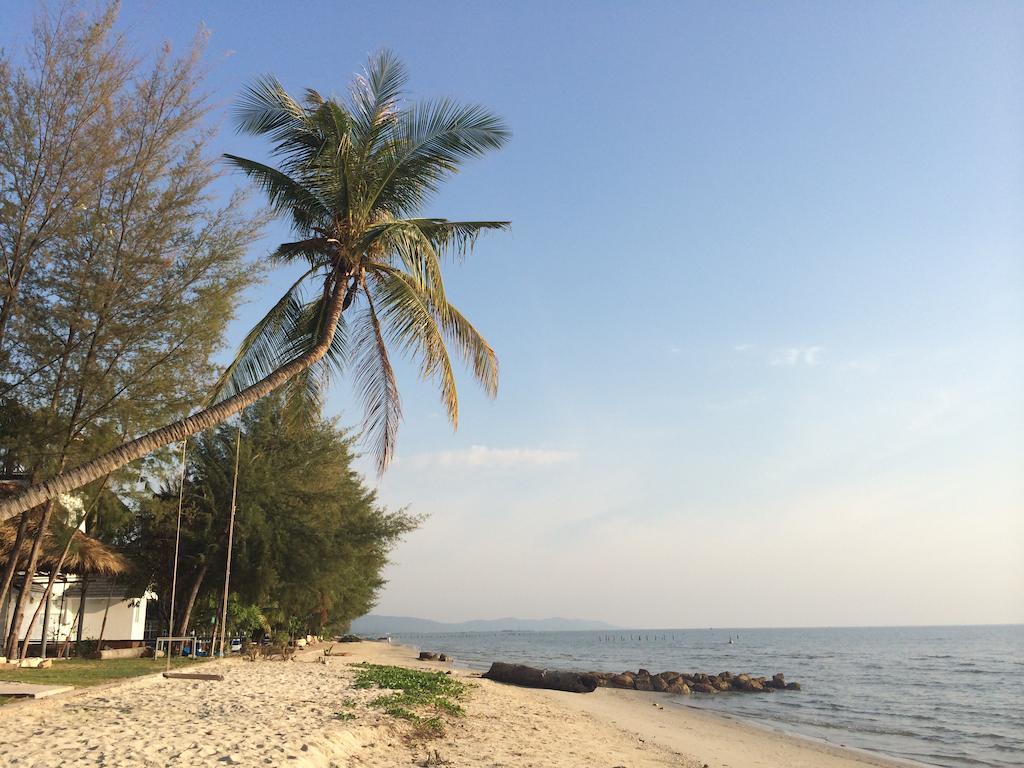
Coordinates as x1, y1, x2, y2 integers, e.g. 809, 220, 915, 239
0, 490, 153, 656
0, 575, 153, 654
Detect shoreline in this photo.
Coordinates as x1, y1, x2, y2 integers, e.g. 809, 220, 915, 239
0, 640, 934, 767
392, 638, 929, 768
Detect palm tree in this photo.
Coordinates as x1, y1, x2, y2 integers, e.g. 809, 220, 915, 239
0, 51, 509, 518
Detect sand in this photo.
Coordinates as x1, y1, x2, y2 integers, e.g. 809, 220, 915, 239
0, 641, 919, 767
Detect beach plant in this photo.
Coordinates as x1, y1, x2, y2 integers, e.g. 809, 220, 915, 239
0, 49, 509, 518
352, 662, 468, 737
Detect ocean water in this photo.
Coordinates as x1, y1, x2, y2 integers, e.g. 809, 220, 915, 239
390, 625, 1023, 768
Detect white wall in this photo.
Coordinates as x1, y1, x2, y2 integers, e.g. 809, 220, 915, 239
1, 578, 150, 644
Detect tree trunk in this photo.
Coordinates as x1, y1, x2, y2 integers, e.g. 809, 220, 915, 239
482, 662, 599, 693
21, 526, 77, 659
0, 278, 350, 519
4, 499, 56, 658
75, 575, 90, 647
177, 562, 207, 640
218, 427, 241, 657
61, 582, 86, 658
95, 579, 116, 653
22, 577, 51, 663
0, 511, 30, 620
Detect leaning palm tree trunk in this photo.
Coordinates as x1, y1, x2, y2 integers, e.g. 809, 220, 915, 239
0, 280, 348, 521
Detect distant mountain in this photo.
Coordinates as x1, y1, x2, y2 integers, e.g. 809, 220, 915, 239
351, 614, 619, 634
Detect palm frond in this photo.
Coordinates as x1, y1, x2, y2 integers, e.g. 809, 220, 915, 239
368, 269, 459, 427
222, 154, 331, 227
206, 267, 317, 404
358, 219, 447, 303
369, 98, 510, 215
351, 50, 407, 157
404, 219, 510, 261
352, 284, 402, 473
234, 75, 322, 164
271, 237, 330, 267
435, 298, 499, 398
372, 264, 498, 400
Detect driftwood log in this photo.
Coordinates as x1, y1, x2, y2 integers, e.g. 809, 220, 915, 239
162, 671, 224, 681
482, 662, 598, 693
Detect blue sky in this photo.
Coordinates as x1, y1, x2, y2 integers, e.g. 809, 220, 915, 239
8, 1, 1021, 626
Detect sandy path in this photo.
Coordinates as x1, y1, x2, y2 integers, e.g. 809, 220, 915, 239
0, 642, 917, 768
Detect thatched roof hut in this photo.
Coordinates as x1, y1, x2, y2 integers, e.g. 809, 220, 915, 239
0, 512, 131, 576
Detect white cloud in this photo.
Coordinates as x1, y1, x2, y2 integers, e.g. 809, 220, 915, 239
770, 345, 823, 367
733, 343, 824, 366
408, 445, 579, 470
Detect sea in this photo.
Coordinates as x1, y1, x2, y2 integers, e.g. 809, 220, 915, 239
388, 625, 1023, 768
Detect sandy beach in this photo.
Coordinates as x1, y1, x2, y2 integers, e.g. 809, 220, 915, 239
0, 641, 922, 768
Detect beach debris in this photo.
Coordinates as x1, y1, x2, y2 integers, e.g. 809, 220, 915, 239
163, 671, 225, 681
482, 662, 598, 693
417, 651, 451, 662
590, 668, 800, 694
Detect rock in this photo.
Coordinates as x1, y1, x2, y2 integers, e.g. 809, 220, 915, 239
657, 671, 680, 683
38, 659, 52, 669
735, 676, 766, 692
651, 675, 669, 692
691, 682, 717, 694
666, 681, 691, 695
18, 657, 43, 668
608, 673, 635, 689
633, 673, 653, 691
713, 679, 732, 691
766, 673, 786, 690
718, 671, 733, 680
438, 654, 449, 662
637, 668, 650, 677
418, 652, 438, 661
786, 682, 801, 690
693, 672, 709, 683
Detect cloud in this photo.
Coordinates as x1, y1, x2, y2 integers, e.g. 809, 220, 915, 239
733, 343, 824, 367
408, 445, 579, 470
770, 345, 823, 367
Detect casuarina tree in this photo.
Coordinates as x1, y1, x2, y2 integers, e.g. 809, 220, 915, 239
0, 50, 509, 518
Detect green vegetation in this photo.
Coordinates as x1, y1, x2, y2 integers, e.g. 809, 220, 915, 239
0, 1, 505, 664
127, 394, 420, 638
0, 657, 206, 693
0, 36, 509, 518
0, 0, 262, 653
352, 663, 469, 736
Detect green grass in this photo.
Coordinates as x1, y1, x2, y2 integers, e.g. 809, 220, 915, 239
0, 657, 208, 693
351, 663, 468, 737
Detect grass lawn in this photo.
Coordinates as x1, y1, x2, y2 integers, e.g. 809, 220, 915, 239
0, 656, 208, 692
